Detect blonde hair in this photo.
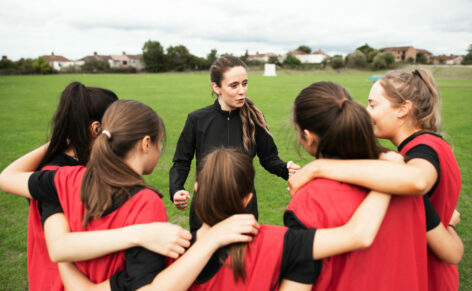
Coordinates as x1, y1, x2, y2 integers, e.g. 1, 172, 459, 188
379, 69, 441, 132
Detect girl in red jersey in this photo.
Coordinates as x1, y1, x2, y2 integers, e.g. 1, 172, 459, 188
289, 71, 463, 290
3, 82, 192, 291
286, 81, 462, 291
0, 100, 257, 291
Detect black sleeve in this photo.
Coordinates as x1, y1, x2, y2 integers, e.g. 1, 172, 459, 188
283, 210, 307, 230
28, 170, 63, 225
255, 124, 289, 180
424, 196, 441, 231
406, 145, 440, 197
281, 228, 321, 284
169, 115, 196, 201
109, 247, 165, 291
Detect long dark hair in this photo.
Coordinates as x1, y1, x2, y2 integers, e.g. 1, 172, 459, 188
81, 100, 165, 226
194, 148, 254, 282
293, 81, 381, 159
42, 82, 118, 166
210, 55, 270, 153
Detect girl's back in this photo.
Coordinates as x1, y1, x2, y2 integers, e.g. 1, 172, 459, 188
286, 178, 428, 291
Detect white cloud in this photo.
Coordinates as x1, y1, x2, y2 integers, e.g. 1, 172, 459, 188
1, 0, 471, 60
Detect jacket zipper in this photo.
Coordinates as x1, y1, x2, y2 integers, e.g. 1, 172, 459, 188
227, 112, 230, 145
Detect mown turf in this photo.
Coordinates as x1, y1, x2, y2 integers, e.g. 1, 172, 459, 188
0, 68, 471, 290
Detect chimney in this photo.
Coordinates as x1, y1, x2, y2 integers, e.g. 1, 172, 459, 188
51, 52, 55, 56
122, 51, 126, 55
94, 51, 98, 56
2, 56, 7, 61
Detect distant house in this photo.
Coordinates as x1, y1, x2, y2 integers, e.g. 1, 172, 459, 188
76, 51, 112, 67
383, 46, 417, 62
383, 46, 432, 63
286, 49, 328, 64
128, 54, 145, 71
247, 52, 279, 63
110, 52, 130, 68
42, 52, 75, 71
433, 55, 463, 65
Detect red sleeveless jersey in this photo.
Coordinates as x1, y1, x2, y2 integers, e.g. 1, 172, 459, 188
27, 164, 63, 291
188, 225, 288, 291
286, 178, 428, 291
400, 132, 461, 291
52, 166, 167, 284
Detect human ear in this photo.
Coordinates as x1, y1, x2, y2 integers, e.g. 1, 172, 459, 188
303, 129, 318, 146
211, 82, 221, 96
141, 136, 152, 153
194, 182, 198, 192
89, 121, 101, 138
397, 100, 413, 118
243, 193, 254, 207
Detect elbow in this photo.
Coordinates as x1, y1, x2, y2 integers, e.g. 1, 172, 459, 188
412, 179, 429, 195
47, 244, 65, 263
444, 242, 464, 265
352, 225, 376, 250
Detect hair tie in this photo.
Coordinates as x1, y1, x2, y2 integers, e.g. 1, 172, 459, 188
102, 130, 111, 139
412, 70, 425, 82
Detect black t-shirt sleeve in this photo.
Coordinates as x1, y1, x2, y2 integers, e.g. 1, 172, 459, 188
424, 196, 441, 231
281, 228, 321, 284
283, 210, 307, 230
109, 247, 165, 291
406, 144, 440, 197
28, 170, 63, 225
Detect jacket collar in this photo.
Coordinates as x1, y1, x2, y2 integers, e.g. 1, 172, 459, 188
212, 99, 240, 118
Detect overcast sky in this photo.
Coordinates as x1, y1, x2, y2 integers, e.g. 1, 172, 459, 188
1, 0, 471, 61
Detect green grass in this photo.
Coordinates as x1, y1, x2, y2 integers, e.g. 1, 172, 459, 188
0, 69, 471, 290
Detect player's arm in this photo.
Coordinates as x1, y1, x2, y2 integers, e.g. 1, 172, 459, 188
57, 215, 259, 291
0, 144, 48, 198
279, 280, 312, 291
312, 190, 391, 259
43, 213, 192, 262
58, 263, 110, 291
289, 153, 436, 197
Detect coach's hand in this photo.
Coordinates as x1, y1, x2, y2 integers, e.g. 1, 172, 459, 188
173, 190, 191, 210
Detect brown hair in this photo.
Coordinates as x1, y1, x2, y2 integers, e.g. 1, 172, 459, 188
194, 148, 254, 282
210, 55, 270, 153
81, 100, 165, 226
379, 69, 441, 132
293, 81, 381, 159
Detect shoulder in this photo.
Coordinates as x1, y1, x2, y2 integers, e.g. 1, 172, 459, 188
127, 188, 167, 221
251, 225, 287, 248
188, 104, 215, 119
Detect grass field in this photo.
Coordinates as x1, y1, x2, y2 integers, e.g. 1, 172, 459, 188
0, 68, 471, 290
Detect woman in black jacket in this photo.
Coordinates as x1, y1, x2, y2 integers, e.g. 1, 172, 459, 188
170, 55, 298, 231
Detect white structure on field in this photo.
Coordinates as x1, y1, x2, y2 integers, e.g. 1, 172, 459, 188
263, 64, 276, 76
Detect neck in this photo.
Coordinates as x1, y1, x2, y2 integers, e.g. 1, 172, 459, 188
64, 147, 78, 161
124, 153, 144, 176
217, 98, 233, 112
391, 125, 423, 147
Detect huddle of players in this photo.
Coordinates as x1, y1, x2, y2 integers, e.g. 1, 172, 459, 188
0, 56, 463, 291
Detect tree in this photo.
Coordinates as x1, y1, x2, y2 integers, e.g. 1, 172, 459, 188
240, 50, 249, 63
283, 54, 302, 66
142, 40, 166, 72
330, 55, 344, 69
416, 52, 428, 64
206, 49, 218, 66
165, 45, 193, 71
356, 43, 374, 56
367, 50, 379, 63
345, 50, 367, 68
372, 52, 395, 70
462, 44, 472, 65
33, 57, 52, 74
296, 45, 311, 54
81, 59, 110, 73
268, 56, 280, 65
16, 58, 36, 74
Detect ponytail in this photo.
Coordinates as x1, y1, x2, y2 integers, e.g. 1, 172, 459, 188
81, 100, 165, 226
294, 82, 380, 159
42, 82, 118, 166
239, 97, 271, 153
194, 148, 254, 282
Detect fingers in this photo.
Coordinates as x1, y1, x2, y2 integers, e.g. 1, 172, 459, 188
173, 191, 191, 210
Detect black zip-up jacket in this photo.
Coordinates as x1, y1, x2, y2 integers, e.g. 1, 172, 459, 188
169, 100, 289, 230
